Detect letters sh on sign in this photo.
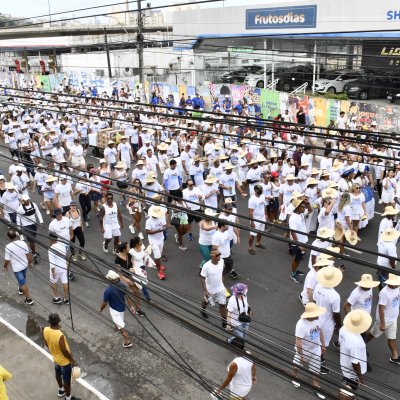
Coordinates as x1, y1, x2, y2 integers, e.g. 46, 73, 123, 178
246, 5, 317, 30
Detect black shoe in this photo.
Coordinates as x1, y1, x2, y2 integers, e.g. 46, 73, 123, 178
296, 270, 306, 276
321, 356, 326, 365
390, 357, 400, 365
24, 298, 34, 305
58, 388, 66, 397
18, 287, 24, 295
52, 298, 62, 304
230, 270, 238, 279
136, 309, 146, 317
290, 274, 302, 284
68, 272, 75, 281
201, 310, 208, 319
63, 298, 70, 305
320, 366, 330, 375
333, 341, 340, 351
33, 254, 39, 264
298, 294, 303, 304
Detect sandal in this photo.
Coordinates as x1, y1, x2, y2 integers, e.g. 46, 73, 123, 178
123, 342, 133, 348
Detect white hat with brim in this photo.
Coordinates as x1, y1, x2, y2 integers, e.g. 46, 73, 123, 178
290, 191, 304, 200
380, 228, 400, 242
115, 162, 126, 169
5, 182, 16, 190
307, 178, 318, 186
355, 274, 380, 288
332, 161, 344, 172
149, 206, 166, 218
144, 174, 156, 183
247, 159, 258, 166
384, 273, 400, 286
223, 163, 234, 170
343, 310, 372, 334
292, 198, 304, 209
334, 221, 345, 241
45, 175, 58, 183
317, 265, 343, 288
382, 206, 400, 217
322, 188, 338, 199
313, 259, 334, 267
318, 227, 335, 239
157, 143, 169, 151
204, 175, 218, 184
344, 229, 359, 245
239, 150, 248, 158
286, 174, 296, 181
136, 160, 145, 166
204, 208, 217, 217
21, 194, 30, 201
320, 170, 330, 177
106, 270, 119, 280
301, 302, 326, 319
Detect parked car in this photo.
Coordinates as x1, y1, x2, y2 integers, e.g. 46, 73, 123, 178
314, 71, 362, 94
220, 66, 262, 83
244, 66, 288, 88
274, 65, 322, 92
344, 75, 400, 100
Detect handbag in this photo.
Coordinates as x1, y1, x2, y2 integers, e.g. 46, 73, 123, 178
170, 213, 180, 226
236, 297, 251, 323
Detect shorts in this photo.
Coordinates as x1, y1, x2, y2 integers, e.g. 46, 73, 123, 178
188, 212, 201, 224
89, 191, 102, 202
292, 245, 305, 262
250, 219, 265, 236
382, 192, 395, 203
222, 256, 233, 274
205, 290, 226, 306
370, 320, 397, 340
50, 268, 68, 285
80, 137, 88, 145
14, 268, 27, 286
267, 198, 279, 212
103, 225, 121, 239
22, 224, 37, 244
322, 327, 334, 348
149, 240, 164, 259
293, 350, 321, 374
54, 363, 72, 384
71, 156, 85, 167
109, 307, 125, 329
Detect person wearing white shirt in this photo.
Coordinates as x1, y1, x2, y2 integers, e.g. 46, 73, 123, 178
182, 180, 203, 241
247, 185, 266, 255
163, 160, 182, 202
117, 136, 133, 167
131, 160, 149, 185
301, 148, 313, 174
202, 175, 219, 209
189, 156, 205, 187
376, 228, 398, 287
219, 164, 247, 205
11, 168, 31, 196
104, 142, 118, 169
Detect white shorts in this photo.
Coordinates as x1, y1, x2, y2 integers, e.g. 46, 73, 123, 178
109, 307, 125, 329
322, 327, 334, 348
293, 350, 321, 374
381, 192, 395, 204
205, 290, 226, 306
71, 155, 85, 167
149, 240, 164, 259
50, 268, 68, 285
103, 225, 121, 239
250, 218, 265, 236
370, 320, 397, 340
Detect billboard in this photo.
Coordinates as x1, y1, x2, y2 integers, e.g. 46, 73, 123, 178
362, 43, 400, 71
246, 5, 317, 30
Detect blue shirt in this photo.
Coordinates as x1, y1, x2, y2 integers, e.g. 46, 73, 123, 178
198, 99, 205, 109
103, 282, 127, 312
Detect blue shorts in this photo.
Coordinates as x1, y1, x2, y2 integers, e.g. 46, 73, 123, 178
14, 268, 27, 286
54, 363, 72, 384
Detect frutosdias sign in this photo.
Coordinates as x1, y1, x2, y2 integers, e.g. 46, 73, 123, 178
246, 5, 317, 30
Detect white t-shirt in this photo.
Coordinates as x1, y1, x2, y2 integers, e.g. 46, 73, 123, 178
339, 327, 367, 380
307, 239, 330, 269
377, 241, 397, 268
314, 284, 341, 330
375, 286, 400, 323
347, 286, 373, 315
211, 229, 231, 258
227, 295, 249, 327
145, 217, 165, 242
129, 245, 146, 268
163, 168, 181, 191
295, 318, 323, 356
48, 242, 67, 272
5, 240, 30, 272
182, 187, 202, 211
219, 172, 239, 197
55, 182, 72, 207
289, 213, 308, 244
49, 217, 71, 241
248, 194, 266, 219
280, 183, 301, 205
301, 269, 317, 304
200, 259, 225, 293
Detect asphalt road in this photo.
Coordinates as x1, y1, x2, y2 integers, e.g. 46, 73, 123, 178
0, 150, 399, 400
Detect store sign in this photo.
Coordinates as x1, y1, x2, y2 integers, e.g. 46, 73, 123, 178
246, 5, 317, 30
362, 43, 400, 70
228, 46, 254, 53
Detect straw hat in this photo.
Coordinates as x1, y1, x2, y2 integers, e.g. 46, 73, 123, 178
380, 227, 400, 242
384, 273, 400, 286
317, 266, 343, 288
224, 163, 234, 170
307, 177, 318, 186
157, 143, 169, 151
213, 144, 222, 150
204, 175, 218, 184
256, 153, 266, 163
286, 174, 296, 181
332, 160, 344, 172
344, 229, 359, 246
328, 182, 338, 188
193, 154, 202, 162
144, 174, 156, 184
230, 144, 239, 151
320, 170, 330, 177
219, 154, 229, 160
382, 206, 400, 217
247, 159, 258, 166
290, 191, 304, 200
204, 208, 217, 217
107, 140, 115, 145
148, 206, 166, 218
313, 258, 334, 267
311, 168, 320, 175
239, 150, 248, 158
343, 310, 372, 334
322, 187, 338, 199
317, 227, 335, 239
333, 221, 345, 241
136, 160, 145, 166
355, 274, 379, 288
301, 302, 326, 319
106, 270, 119, 280
326, 246, 341, 254
5, 182, 15, 190
300, 162, 309, 167
45, 175, 58, 183
115, 161, 126, 169
269, 150, 278, 158
292, 198, 304, 209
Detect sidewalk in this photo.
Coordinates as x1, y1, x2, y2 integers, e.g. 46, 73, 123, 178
0, 318, 109, 400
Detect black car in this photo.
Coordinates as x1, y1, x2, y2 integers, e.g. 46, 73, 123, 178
344, 75, 400, 100
274, 65, 317, 91
220, 66, 263, 83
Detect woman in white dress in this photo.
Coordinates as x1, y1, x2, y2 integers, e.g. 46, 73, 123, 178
381, 169, 396, 207
349, 184, 367, 235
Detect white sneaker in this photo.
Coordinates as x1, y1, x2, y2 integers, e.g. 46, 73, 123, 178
46, 210, 51, 215
378, 200, 383, 204
85, 221, 89, 227
102, 242, 108, 253
129, 224, 135, 234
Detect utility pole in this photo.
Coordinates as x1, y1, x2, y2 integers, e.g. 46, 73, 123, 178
104, 27, 112, 78
137, 0, 145, 86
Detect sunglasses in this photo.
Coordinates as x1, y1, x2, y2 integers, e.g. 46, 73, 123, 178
215, 253, 221, 257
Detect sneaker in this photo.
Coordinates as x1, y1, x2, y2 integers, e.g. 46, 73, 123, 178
46, 210, 51, 215
230, 270, 239, 279
320, 366, 330, 375
390, 357, 400, 364
18, 287, 24, 295
174, 233, 179, 244
157, 270, 166, 280
290, 274, 302, 284
201, 310, 209, 319
112, 249, 117, 255
85, 221, 90, 228
298, 294, 303, 304
52, 298, 62, 304
159, 265, 166, 272
315, 391, 326, 399
179, 245, 188, 251
58, 388, 66, 397
188, 233, 193, 241
33, 254, 39, 264
80, 254, 86, 261
64, 298, 70, 305
123, 342, 133, 348
292, 380, 301, 388
378, 199, 383, 204
333, 341, 340, 351
296, 270, 307, 276
24, 298, 34, 305
321, 356, 326, 365
129, 224, 135, 234
102, 241, 108, 253
68, 272, 75, 281
136, 309, 146, 317
248, 248, 256, 255
71, 254, 78, 262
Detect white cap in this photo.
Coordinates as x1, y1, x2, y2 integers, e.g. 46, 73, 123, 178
21, 194, 30, 201
106, 270, 119, 280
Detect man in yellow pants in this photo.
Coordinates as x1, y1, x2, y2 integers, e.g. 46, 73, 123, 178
0, 364, 12, 400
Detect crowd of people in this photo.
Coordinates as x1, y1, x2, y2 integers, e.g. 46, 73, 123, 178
0, 86, 400, 400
